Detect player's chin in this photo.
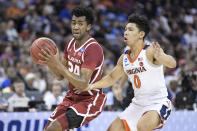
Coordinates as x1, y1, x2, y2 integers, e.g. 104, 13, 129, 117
73, 34, 81, 39
124, 41, 130, 46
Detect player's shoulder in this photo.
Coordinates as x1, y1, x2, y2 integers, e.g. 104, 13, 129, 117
67, 37, 75, 44
65, 37, 75, 49
85, 37, 102, 50
87, 37, 99, 45
117, 54, 124, 66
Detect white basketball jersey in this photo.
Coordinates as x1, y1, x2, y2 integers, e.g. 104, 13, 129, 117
123, 44, 168, 106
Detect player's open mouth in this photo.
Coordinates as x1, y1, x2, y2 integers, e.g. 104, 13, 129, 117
124, 37, 128, 42
73, 32, 80, 35
73, 32, 80, 37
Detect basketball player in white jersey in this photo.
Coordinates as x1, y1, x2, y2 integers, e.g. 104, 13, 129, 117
76, 14, 176, 131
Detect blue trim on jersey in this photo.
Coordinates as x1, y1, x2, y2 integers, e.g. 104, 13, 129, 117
143, 45, 150, 50
124, 50, 129, 54
167, 88, 173, 101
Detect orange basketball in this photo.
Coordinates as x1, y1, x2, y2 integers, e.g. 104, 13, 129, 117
30, 37, 57, 65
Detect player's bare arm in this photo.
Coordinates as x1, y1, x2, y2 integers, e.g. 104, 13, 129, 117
78, 55, 125, 93
48, 58, 70, 81
146, 42, 176, 68
43, 54, 67, 81
112, 73, 128, 101
48, 65, 64, 81
38, 48, 94, 89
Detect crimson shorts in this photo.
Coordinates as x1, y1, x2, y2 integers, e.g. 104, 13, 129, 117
48, 91, 106, 129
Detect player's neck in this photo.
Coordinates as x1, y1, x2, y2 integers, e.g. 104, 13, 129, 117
130, 40, 144, 56
75, 35, 89, 47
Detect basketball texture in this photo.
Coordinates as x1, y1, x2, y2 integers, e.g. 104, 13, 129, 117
30, 37, 57, 65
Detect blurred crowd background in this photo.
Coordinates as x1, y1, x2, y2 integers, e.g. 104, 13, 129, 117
0, 0, 197, 112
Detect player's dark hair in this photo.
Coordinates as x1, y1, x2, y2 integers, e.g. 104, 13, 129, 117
128, 14, 150, 38
71, 5, 94, 25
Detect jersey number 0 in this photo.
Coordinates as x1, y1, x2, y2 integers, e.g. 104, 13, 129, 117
134, 75, 141, 88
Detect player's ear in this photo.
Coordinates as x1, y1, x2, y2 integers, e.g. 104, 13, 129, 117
87, 24, 91, 31
139, 31, 145, 39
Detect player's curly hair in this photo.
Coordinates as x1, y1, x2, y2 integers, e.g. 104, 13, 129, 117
128, 14, 150, 38
71, 5, 94, 25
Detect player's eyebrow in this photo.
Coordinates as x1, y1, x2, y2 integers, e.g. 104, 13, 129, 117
78, 20, 86, 22
72, 19, 85, 22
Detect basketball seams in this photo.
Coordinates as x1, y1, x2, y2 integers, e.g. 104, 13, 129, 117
44, 39, 57, 53
42, 39, 56, 54
30, 37, 57, 65
34, 39, 56, 54
30, 45, 44, 65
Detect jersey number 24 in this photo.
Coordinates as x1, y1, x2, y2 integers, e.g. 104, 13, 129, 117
68, 61, 80, 76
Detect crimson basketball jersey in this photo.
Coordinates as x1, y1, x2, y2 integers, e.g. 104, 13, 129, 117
64, 37, 104, 95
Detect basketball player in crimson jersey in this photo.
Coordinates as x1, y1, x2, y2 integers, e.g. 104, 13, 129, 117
78, 14, 176, 131
38, 6, 106, 131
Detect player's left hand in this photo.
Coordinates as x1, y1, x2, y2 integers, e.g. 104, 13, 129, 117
152, 42, 162, 60
38, 48, 60, 67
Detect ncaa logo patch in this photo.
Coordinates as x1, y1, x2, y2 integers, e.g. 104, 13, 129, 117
124, 58, 128, 63
81, 48, 85, 52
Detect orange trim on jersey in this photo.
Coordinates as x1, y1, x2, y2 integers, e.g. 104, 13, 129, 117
122, 119, 131, 131
155, 119, 164, 129
127, 44, 146, 63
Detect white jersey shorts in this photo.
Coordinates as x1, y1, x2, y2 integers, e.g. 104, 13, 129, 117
119, 99, 171, 131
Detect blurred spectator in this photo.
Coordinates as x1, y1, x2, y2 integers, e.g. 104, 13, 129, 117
6, 0, 24, 19
33, 71, 46, 93
43, 82, 64, 111
25, 73, 38, 91
105, 88, 114, 111
6, 20, 19, 42
168, 80, 181, 104
7, 78, 30, 112
0, 68, 11, 93
191, 72, 197, 103
182, 24, 197, 49
0, 88, 8, 111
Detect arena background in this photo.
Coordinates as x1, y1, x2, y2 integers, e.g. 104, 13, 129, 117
0, 0, 197, 131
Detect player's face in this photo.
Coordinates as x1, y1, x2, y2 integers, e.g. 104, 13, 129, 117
124, 23, 144, 46
71, 15, 91, 40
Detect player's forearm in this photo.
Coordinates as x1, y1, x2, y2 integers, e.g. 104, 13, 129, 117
119, 74, 128, 88
93, 73, 121, 89
158, 54, 176, 68
55, 63, 88, 88
48, 66, 64, 80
